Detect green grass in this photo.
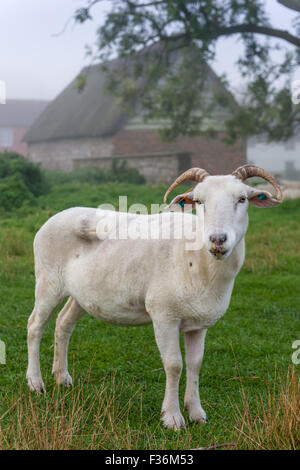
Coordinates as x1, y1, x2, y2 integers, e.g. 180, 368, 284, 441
0, 183, 299, 449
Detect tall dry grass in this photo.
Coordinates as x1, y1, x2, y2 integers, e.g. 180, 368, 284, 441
0, 367, 298, 449
0, 375, 194, 450
232, 366, 299, 450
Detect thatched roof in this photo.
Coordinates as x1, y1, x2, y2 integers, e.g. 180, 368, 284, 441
24, 51, 235, 144
278, 0, 300, 12
0, 100, 48, 128
24, 62, 128, 143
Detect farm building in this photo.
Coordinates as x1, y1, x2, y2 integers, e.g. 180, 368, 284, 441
0, 100, 48, 156
24, 56, 246, 184
247, 134, 300, 181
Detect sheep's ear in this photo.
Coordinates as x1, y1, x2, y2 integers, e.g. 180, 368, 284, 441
166, 191, 195, 212
248, 189, 282, 208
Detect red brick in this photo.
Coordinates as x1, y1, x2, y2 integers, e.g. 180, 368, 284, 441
113, 129, 246, 174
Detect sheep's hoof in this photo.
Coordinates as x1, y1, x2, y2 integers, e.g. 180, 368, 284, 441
27, 375, 46, 394
186, 405, 208, 423
53, 371, 73, 387
161, 409, 186, 430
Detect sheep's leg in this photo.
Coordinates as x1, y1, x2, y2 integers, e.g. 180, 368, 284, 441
27, 278, 63, 393
184, 329, 207, 422
152, 319, 185, 430
52, 297, 84, 386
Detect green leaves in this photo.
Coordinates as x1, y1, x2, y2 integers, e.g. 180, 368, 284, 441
74, 7, 92, 23
0, 152, 50, 212
74, 0, 300, 142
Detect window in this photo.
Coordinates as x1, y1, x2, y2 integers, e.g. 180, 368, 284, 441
0, 80, 6, 104
285, 161, 295, 171
0, 127, 13, 147
284, 137, 295, 151
285, 161, 296, 179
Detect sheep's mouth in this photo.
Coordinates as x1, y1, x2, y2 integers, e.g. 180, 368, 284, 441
209, 247, 228, 260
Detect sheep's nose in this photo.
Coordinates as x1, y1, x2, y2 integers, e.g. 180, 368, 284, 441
209, 233, 227, 246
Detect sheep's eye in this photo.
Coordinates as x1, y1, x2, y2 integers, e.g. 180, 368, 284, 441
238, 196, 246, 204
194, 200, 203, 205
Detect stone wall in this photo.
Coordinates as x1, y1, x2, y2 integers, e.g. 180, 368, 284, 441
27, 129, 246, 180
73, 152, 192, 184
28, 137, 113, 171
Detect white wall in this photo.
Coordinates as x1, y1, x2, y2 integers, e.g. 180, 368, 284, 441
247, 134, 300, 176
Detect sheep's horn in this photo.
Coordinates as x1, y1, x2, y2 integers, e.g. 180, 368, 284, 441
163, 168, 210, 203
232, 164, 283, 201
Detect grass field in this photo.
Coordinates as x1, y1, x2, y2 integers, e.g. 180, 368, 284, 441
0, 182, 299, 450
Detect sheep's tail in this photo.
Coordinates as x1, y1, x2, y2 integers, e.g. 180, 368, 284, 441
73, 214, 98, 241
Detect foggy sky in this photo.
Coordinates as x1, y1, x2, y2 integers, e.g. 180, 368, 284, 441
0, 0, 298, 101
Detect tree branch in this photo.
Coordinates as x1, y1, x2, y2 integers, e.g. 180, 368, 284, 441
127, 0, 166, 6
215, 23, 300, 47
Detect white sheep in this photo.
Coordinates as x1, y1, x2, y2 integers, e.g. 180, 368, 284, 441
26, 165, 282, 430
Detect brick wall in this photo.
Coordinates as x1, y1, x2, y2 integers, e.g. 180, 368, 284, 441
13, 128, 29, 156
27, 129, 246, 179
0, 127, 28, 156
113, 129, 246, 174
